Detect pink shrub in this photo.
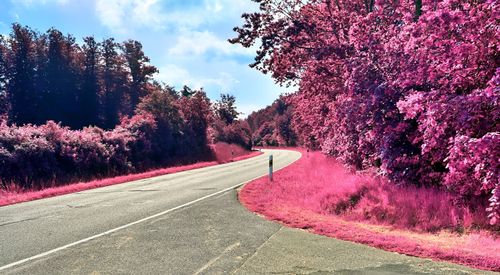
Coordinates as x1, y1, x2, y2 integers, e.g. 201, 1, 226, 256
0, 113, 157, 190
240, 149, 500, 271
209, 142, 260, 163
331, 182, 491, 232
231, 0, 499, 224
0, 142, 261, 207
446, 133, 500, 225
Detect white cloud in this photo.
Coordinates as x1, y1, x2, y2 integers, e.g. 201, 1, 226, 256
155, 64, 239, 92
94, 0, 259, 35
155, 64, 191, 87
205, 0, 223, 13
95, 0, 166, 34
11, 0, 68, 6
238, 103, 266, 118
168, 30, 254, 57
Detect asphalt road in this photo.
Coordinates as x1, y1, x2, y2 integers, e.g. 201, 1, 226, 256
0, 149, 300, 273
0, 149, 493, 274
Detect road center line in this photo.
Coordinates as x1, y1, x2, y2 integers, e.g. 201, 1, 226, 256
0, 151, 301, 272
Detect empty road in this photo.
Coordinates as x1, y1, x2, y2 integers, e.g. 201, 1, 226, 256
0, 149, 492, 274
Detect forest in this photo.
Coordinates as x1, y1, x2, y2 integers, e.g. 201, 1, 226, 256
235, 0, 499, 226
0, 24, 251, 190
246, 95, 296, 147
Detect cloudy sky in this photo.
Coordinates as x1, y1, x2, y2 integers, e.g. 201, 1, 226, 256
0, 0, 293, 117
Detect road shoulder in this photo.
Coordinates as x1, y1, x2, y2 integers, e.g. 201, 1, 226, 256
234, 226, 494, 274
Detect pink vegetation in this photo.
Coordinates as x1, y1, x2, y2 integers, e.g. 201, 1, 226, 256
232, 0, 499, 225
0, 143, 261, 207
209, 142, 259, 163
239, 150, 500, 271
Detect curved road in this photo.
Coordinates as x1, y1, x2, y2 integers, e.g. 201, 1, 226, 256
0, 149, 299, 273
0, 149, 492, 274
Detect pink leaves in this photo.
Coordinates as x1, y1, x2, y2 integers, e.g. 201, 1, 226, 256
446, 133, 500, 225
233, 0, 499, 224
0, 113, 158, 190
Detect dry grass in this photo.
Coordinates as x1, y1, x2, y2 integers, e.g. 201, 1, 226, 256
239, 149, 500, 271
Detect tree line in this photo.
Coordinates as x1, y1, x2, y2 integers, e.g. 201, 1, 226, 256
0, 24, 252, 190
232, 0, 499, 226
246, 95, 297, 147
0, 23, 157, 129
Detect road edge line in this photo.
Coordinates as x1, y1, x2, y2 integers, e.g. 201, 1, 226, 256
0, 150, 302, 272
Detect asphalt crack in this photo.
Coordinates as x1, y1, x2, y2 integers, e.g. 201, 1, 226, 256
232, 226, 285, 274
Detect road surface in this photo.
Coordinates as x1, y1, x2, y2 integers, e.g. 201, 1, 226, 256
0, 149, 493, 274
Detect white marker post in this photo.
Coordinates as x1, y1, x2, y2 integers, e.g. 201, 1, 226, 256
269, 155, 273, 182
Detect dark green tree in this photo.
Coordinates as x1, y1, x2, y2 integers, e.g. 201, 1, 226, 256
44, 28, 80, 127
136, 89, 183, 161
102, 38, 127, 129
0, 35, 8, 117
180, 85, 195, 97
214, 93, 239, 125
8, 24, 37, 125
122, 40, 157, 111
80, 36, 101, 127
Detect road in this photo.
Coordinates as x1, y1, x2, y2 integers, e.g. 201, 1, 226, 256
0, 149, 493, 274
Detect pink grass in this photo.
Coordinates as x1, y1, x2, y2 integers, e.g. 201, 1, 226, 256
239, 149, 500, 271
0, 143, 262, 207
209, 142, 257, 163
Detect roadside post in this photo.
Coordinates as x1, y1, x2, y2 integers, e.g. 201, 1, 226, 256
269, 155, 273, 182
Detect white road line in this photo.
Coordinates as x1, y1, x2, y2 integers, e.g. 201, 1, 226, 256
0, 150, 301, 272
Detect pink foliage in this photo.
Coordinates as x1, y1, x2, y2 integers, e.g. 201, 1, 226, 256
240, 150, 500, 271
232, 0, 499, 224
0, 113, 157, 190
446, 133, 500, 225
209, 119, 252, 150
0, 142, 261, 207
209, 142, 261, 163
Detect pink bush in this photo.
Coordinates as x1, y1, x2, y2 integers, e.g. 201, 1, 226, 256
446, 133, 500, 225
209, 142, 259, 163
232, 0, 499, 224
0, 142, 261, 207
240, 150, 500, 271
0, 113, 157, 190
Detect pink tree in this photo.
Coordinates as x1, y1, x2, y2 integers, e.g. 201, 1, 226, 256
232, 0, 499, 224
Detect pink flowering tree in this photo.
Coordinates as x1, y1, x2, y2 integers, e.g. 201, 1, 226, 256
231, 0, 499, 225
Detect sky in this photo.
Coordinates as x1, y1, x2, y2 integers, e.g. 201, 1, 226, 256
0, 0, 293, 117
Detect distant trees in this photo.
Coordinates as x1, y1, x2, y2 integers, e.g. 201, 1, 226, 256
122, 39, 158, 110
214, 93, 239, 125
0, 23, 255, 192
8, 24, 38, 125
0, 35, 9, 118
44, 28, 80, 127
80, 36, 101, 127
210, 93, 252, 149
0, 24, 157, 129
246, 96, 297, 147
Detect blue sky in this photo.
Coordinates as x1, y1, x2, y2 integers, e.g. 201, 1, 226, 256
0, 0, 293, 117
